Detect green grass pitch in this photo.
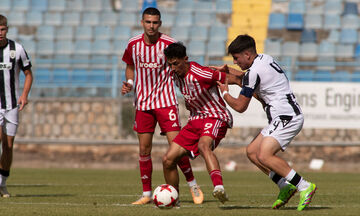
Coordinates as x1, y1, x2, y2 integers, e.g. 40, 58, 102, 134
0, 168, 359, 216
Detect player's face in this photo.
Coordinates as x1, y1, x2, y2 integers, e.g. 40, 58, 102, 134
232, 52, 251, 70
167, 57, 188, 77
141, 14, 161, 37
0, 25, 8, 42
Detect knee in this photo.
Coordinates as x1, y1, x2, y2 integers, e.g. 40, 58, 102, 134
162, 154, 176, 170
139, 144, 151, 155
246, 145, 256, 161
198, 141, 210, 156
256, 151, 269, 165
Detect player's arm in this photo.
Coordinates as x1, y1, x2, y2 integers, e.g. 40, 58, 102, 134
18, 68, 33, 111
217, 79, 251, 113
225, 73, 242, 87
121, 64, 134, 95
210, 64, 245, 79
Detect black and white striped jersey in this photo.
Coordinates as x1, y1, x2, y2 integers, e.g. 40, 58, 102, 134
0, 39, 32, 110
240, 54, 302, 123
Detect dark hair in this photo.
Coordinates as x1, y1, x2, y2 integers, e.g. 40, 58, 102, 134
142, 7, 161, 19
228, 34, 256, 55
164, 42, 187, 59
0, 14, 8, 27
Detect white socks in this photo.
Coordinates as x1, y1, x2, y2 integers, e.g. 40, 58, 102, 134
187, 179, 197, 188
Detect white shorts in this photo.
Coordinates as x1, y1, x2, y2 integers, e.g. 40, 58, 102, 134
0, 107, 19, 137
261, 114, 304, 151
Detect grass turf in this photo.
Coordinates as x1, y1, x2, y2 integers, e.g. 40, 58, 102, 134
0, 168, 359, 216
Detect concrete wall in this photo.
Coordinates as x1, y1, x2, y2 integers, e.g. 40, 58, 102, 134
16, 98, 360, 145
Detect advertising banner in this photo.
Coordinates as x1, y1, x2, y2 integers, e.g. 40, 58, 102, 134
229, 82, 360, 129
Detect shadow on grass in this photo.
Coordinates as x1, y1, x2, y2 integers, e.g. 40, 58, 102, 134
14, 194, 75, 198
219, 205, 331, 211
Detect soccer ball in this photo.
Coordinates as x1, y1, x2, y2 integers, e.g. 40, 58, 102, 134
152, 184, 178, 209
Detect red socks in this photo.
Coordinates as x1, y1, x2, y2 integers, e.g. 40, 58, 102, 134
139, 154, 152, 192
177, 155, 195, 182
209, 169, 223, 186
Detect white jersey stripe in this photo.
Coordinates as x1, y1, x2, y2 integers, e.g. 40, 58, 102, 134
212, 120, 221, 137
192, 66, 212, 79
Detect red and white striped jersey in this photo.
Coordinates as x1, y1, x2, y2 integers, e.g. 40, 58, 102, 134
122, 33, 178, 111
173, 62, 233, 128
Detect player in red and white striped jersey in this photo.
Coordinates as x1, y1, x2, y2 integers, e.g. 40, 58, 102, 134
121, 8, 203, 205
122, 29, 176, 111
173, 61, 233, 127
162, 42, 242, 204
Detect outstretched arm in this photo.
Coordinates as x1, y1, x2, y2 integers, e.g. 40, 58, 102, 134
210, 64, 245, 78
217, 79, 251, 113
225, 73, 242, 87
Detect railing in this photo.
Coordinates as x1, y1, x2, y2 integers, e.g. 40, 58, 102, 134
23, 56, 360, 98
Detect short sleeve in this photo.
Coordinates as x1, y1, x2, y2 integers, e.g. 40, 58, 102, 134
211, 70, 226, 84
121, 43, 134, 65
19, 45, 32, 71
240, 70, 259, 98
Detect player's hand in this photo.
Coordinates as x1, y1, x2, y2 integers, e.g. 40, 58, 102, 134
121, 81, 133, 95
209, 64, 229, 73
17, 96, 28, 111
217, 78, 229, 94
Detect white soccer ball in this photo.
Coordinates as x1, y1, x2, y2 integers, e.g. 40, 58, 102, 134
225, 160, 237, 171
152, 184, 178, 209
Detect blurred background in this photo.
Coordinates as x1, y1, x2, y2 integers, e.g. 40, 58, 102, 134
2, 0, 359, 171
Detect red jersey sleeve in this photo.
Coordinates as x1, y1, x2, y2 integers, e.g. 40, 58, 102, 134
211, 70, 226, 84
122, 43, 134, 65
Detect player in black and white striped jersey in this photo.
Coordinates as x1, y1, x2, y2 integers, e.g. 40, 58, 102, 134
0, 14, 33, 197
217, 35, 317, 211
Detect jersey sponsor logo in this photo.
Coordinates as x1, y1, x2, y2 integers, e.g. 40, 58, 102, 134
204, 131, 210, 134
139, 61, 163, 69
9, 50, 16, 59
172, 122, 178, 127
0, 63, 12, 70
183, 94, 196, 101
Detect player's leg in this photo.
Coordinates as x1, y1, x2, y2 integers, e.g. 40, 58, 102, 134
160, 106, 203, 204
132, 110, 156, 205
197, 135, 228, 204
162, 141, 188, 192
257, 136, 316, 211
0, 110, 18, 198
166, 131, 195, 185
0, 133, 14, 198
196, 119, 229, 204
246, 133, 272, 175
247, 133, 295, 208
165, 130, 203, 204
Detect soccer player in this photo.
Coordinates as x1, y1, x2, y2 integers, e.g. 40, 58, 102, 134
217, 34, 317, 211
0, 14, 33, 197
162, 42, 242, 204
121, 8, 203, 205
